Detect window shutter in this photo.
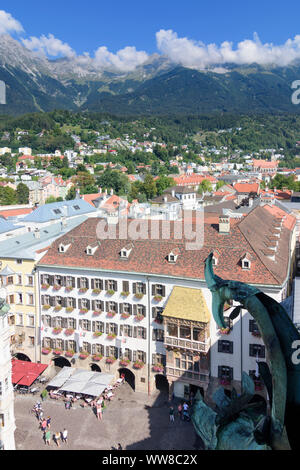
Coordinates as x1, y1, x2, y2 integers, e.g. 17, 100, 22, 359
133, 327, 137, 338
115, 347, 119, 359
143, 328, 146, 340
114, 281, 117, 291
71, 277, 75, 287
105, 346, 110, 357
129, 326, 133, 337
87, 343, 91, 354
123, 281, 129, 292
91, 279, 94, 289
152, 285, 156, 295
133, 283, 136, 294
77, 278, 81, 288
229, 342, 233, 354
133, 305, 137, 315
106, 323, 109, 334
79, 320, 82, 328
133, 351, 136, 362
129, 304, 132, 315
142, 283, 146, 294
63, 317, 68, 328
105, 280, 108, 290
120, 325, 123, 335
249, 344, 253, 356
62, 276, 66, 286
41, 295, 45, 305
142, 306, 146, 316
152, 307, 156, 318
86, 299, 90, 310
162, 285, 166, 297
152, 354, 156, 365
49, 275, 54, 286
218, 341, 222, 353
229, 367, 233, 380
152, 330, 155, 341
119, 303, 123, 314
115, 303, 118, 313
143, 352, 146, 363
92, 344, 96, 354
218, 366, 222, 378
78, 299, 82, 309
40, 274, 44, 284
87, 321, 91, 331
92, 300, 95, 311
50, 296, 55, 306
86, 278, 89, 289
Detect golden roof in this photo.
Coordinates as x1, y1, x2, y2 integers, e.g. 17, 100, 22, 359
162, 286, 210, 323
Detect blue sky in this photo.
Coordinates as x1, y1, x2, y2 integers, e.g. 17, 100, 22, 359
2, 0, 300, 54
2, 1, 300, 71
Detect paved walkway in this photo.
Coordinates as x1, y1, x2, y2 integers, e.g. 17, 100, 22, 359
14, 383, 198, 450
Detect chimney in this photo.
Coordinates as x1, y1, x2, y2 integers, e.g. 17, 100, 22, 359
172, 190, 175, 197
34, 229, 40, 239
163, 196, 167, 202
248, 197, 253, 207
99, 187, 102, 194
219, 215, 230, 234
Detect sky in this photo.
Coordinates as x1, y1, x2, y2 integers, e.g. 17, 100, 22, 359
1, 1, 300, 71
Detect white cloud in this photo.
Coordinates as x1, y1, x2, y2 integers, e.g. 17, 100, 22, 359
22, 34, 75, 58
94, 45, 148, 72
156, 29, 300, 69
0, 10, 24, 35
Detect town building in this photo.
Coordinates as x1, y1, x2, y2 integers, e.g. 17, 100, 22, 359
36, 206, 296, 399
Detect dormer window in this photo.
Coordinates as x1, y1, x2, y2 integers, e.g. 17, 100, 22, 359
168, 251, 178, 263
241, 253, 252, 270
120, 244, 133, 259
58, 243, 71, 253
212, 250, 220, 266
86, 245, 98, 256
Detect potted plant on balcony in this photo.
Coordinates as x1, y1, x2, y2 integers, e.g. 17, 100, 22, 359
252, 331, 261, 337
219, 377, 231, 386
106, 289, 115, 296
92, 354, 103, 362
54, 305, 62, 312
79, 351, 89, 359
133, 360, 144, 369
93, 331, 103, 337
121, 312, 130, 320
153, 294, 162, 302
52, 327, 62, 335
93, 310, 102, 316
43, 304, 51, 310
121, 291, 130, 297
119, 358, 130, 367
152, 363, 164, 373
107, 333, 116, 340
53, 348, 63, 356
79, 287, 88, 293
106, 356, 116, 364
219, 327, 230, 335
65, 350, 75, 358
41, 283, 50, 290
65, 285, 74, 292
134, 292, 144, 300
42, 347, 52, 355
92, 288, 101, 295
53, 284, 61, 291
134, 313, 144, 322
154, 315, 163, 324
107, 311, 116, 318
66, 306, 74, 313
64, 328, 74, 336
79, 308, 89, 314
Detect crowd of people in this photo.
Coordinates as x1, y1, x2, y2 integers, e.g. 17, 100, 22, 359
31, 401, 68, 447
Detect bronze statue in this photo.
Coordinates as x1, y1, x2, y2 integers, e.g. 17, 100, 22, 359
194, 252, 300, 450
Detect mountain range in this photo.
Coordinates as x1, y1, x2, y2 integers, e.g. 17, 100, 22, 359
1, 34, 300, 116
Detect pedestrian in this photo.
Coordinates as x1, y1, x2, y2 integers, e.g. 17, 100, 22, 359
40, 418, 47, 432
169, 406, 175, 423
178, 403, 182, 419
117, 443, 123, 450
45, 429, 51, 446
54, 431, 61, 447
62, 428, 68, 444
96, 404, 102, 421
39, 409, 44, 421
65, 400, 71, 410
46, 416, 51, 428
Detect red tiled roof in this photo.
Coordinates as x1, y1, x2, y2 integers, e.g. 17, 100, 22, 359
233, 182, 260, 194
0, 207, 33, 218
173, 175, 217, 186
252, 159, 278, 169
38, 206, 294, 287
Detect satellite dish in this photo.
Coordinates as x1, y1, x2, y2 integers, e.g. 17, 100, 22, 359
0, 287, 7, 299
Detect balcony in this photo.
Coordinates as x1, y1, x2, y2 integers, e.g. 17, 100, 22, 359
166, 366, 210, 383
164, 335, 210, 353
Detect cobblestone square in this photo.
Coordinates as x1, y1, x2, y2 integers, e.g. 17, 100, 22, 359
14, 383, 198, 450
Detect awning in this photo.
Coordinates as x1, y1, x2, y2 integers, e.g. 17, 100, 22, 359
47, 366, 74, 388
47, 367, 114, 397
12, 359, 48, 386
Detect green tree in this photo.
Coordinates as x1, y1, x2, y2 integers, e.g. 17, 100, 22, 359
156, 176, 175, 196
0, 187, 17, 205
216, 180, 226, 190
143, 173, 157, 199
45, 195, 57, 204
66, 186, 76, 200
198, 179, 213, 194
16, 182, 29, 204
